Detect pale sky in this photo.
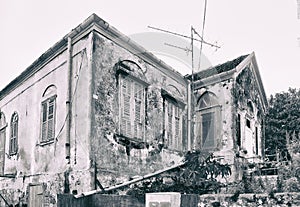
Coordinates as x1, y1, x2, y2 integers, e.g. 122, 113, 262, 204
0, 0, 299, 96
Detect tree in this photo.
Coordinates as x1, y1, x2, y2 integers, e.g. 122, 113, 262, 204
127, 151, 231, 200
265, 88, 300, 156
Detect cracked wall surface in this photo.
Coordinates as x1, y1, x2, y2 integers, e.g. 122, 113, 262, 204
0, 23, 267, 206
90, 32, 189, 188
0, 33, 94, 206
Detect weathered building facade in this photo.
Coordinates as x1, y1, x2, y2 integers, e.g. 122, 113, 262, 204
0, 14, 267, 206
188, 53, 268, 179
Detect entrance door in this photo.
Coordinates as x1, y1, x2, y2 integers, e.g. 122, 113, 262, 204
29, 184, 44, 207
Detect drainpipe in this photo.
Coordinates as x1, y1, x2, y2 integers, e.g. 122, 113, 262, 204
187, 81, 192, 151
66, 36, 72, 163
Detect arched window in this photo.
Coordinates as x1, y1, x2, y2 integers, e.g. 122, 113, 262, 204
9, 112, 18, 155
198, 92, 218, 108
115, 61, 148, 141
41, 85, 57, 143
0, 112, 6, 175
196, 92, 220, 149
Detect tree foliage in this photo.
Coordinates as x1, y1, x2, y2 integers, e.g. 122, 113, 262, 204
127, 151, 231, 199
265, 88, 300, 156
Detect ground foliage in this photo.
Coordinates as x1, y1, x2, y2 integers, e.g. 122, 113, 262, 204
127, 151, 231, 200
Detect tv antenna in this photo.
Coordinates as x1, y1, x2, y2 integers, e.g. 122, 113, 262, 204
148, 0, 218, 85
148, 0, 218, 150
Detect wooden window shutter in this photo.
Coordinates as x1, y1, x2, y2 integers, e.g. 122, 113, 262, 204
134, 82, 144, 139
175, 107, 180, 150
165, 99, 182, 150
167, 102, 173, 147
47, 99, 55, 141
121, 77, 132, 137
41, 102, 48, 142
119, 75, 145, 140
41, 96, 56, 143
10, 114, 18, 154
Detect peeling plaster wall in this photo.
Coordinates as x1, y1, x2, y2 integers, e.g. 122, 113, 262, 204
90, 32, 189, 187
0, 26, 268, 205
233, 66, 265, 160
0, 34, 94, 205
192, 65, 266, 181
194, 78, 236, 164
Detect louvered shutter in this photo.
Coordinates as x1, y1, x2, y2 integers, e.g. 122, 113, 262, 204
165, 99, 182, 150
175, 107, 180, 149
41, 97, 56, 142
13, 121, 18, 152
134, 82, 144, 139
10, 115, 18, 154
41, 102, 48, 142
47, 99, 55, 140
121, 77, 132, 137
167, 102, 173, 147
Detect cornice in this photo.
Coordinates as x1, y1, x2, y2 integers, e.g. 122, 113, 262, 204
0, 14, 187, 100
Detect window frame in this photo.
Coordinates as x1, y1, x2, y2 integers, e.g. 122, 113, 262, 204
163, 97, 183, 151
161, 88, 185, 151
196, 92, 221, 150
118, 73, 147, 141
40, 95, 57, 144
9, 112, 18, 155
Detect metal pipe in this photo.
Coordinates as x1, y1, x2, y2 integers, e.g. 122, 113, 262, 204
187, 81, 192, 150
66, 37, 72, 163
74, 161, 185, 198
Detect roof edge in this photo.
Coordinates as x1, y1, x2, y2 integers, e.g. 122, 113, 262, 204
0, 13, 187, 100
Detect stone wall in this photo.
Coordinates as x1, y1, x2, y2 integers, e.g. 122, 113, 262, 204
197, 192, 298, 206
90, 32, 189, 188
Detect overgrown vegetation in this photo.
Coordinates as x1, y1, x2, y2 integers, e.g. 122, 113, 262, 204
127, 151, 231, 201
125, 88, 300, 203
265, 88, 300, 156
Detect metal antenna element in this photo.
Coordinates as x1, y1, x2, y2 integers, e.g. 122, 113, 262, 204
148, 26, 220, 49
164, 43, 192, 54
196, 0, 207, 71
191, 26, 194, 91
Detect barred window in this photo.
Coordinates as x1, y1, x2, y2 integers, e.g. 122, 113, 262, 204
9, 112, 18, 155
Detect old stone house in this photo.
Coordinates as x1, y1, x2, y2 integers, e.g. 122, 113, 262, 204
187, 53, 268, 179
0, 14, 267, 206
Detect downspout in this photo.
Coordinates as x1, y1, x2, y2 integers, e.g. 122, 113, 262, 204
66, 36, 72, 163
187, 81, 192, 151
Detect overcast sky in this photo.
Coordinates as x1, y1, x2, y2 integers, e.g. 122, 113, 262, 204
0, 0, 299, 96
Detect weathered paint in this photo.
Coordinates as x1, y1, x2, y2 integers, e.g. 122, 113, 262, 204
0, 33, 94, 206
0, 14, 267, 206
90, 32, 188, 188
